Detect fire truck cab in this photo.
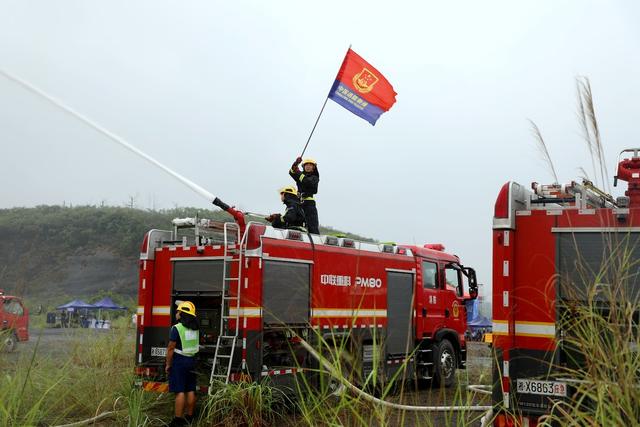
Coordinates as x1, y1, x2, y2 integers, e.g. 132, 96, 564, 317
492, 149, 640, 425
135, 215, 477, 393
0, 290, 29, 352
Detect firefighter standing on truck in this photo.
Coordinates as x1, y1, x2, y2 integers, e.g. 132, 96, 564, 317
165, 301, 199, 427
266, 186, 305, 229
290, 157, 320, 234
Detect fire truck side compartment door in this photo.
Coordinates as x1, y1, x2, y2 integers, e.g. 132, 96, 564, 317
386, 271, 414, 355
172, 260, 225, 292
262, 260, 310, 324
557, 231, 640, 302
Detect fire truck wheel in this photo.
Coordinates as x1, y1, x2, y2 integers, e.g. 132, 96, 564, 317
3, 331, 17, 353
320, 343, 361, 395
320, 347, 350, 395
432, 339, 456, 388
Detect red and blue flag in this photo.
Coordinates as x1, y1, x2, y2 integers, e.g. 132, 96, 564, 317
328, 48, 397, 125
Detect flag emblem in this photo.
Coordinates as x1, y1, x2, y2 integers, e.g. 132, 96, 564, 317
352, 68, 378, 93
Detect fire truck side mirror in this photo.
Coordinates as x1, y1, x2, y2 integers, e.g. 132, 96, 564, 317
462, 267, 479, 300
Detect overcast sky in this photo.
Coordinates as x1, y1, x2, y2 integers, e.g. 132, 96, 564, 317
2, 1, 640, 297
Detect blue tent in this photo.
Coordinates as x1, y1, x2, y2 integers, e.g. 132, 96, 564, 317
56, 299, 96, 310
466, 299, 480, 322
92, 297, 125, 310
468, 315, 492, 329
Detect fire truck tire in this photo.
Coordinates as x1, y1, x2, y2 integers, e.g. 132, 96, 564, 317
320, 348, 354, 395
319, 341, 362, 395
3, 331, 17, 353
432, 339, 456, 388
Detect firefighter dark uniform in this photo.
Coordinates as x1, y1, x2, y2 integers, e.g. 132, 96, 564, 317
290, 157, 319, 234
266, 186, 305, 230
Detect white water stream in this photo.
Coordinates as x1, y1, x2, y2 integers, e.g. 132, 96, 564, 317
1, 68, 218, 205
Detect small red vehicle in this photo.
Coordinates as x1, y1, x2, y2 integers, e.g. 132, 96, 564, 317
0, 290, 29, 352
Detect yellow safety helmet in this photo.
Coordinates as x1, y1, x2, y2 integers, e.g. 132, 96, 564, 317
302, 158, 317, 166
177, 301, 196, 316
279, 186, 298, 196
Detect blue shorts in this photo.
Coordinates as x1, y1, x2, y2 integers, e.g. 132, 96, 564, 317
169, 354, 197, 393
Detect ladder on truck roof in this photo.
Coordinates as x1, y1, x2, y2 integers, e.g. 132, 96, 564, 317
209, 222, 244, 389
530, 179, 618, 209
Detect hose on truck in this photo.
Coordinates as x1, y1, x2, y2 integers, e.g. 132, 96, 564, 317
297, 337, 493, 413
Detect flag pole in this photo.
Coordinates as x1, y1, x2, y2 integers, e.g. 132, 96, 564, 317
300, 97, 328, 157
300, 44, 352, 158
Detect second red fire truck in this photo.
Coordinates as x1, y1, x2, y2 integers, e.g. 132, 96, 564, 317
135, 200, 478, 393
492, 149, 640, 425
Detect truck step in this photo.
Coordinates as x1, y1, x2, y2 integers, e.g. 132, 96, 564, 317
219, 335, 237, 340
417, 362, 433, 366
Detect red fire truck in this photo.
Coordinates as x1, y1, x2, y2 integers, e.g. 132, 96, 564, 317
135, 199, 478, 392
491, 149, 640, 425
0, 290, 29, 352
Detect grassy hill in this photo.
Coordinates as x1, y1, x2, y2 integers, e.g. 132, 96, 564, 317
0, 205, 373, 305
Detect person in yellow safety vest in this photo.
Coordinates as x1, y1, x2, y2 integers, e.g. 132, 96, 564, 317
290, 157, 320, 234
166, 301, 199, 426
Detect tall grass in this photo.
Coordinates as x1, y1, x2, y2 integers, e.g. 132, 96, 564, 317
539, 244, 640, 426
200, 379, 288, 426
187, 324, 490, 426
2, 306, 491, 425
0, 326, 160, 426
287, 329, 489, 427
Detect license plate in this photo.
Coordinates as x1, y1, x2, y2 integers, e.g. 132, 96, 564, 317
516, 379, 567, 397
150, 347, 166, 357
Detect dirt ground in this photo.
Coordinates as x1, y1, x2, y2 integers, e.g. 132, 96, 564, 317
5, 326, 120, 360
